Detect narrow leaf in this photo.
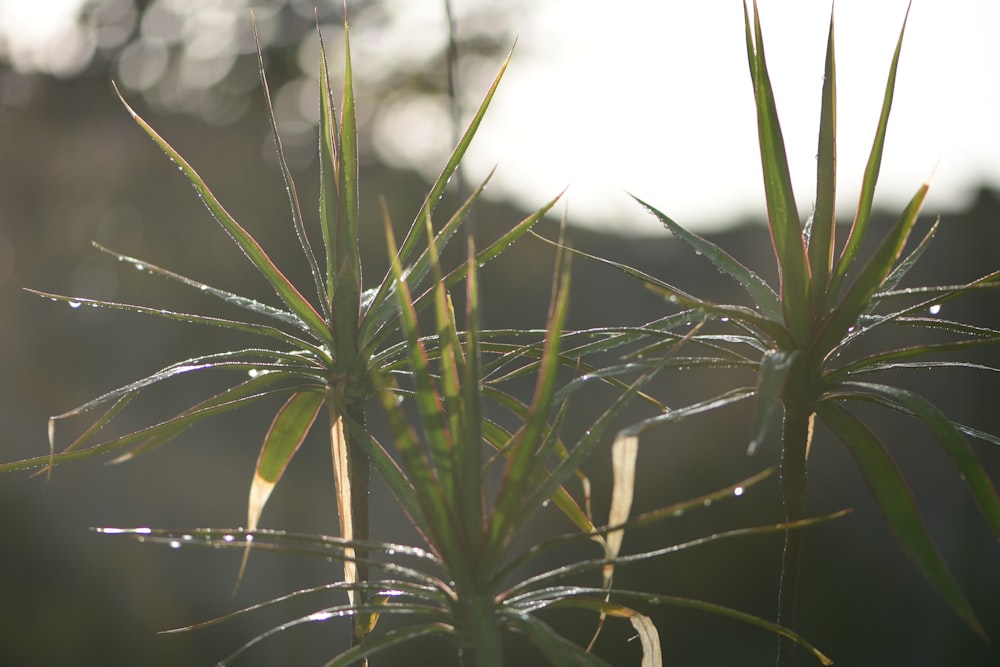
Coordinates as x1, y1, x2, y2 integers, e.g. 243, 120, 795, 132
634, 194, 780, 320
745, 1, 812, 343
810, 10, 837, 308
112, 83, 330, 344
748, 349, 797, 455
830, 2, 912, 301
239, 391, 325, 586
818, 400, 987, 638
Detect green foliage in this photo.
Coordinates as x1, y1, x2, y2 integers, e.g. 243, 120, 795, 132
565, 1, 1000, 663
5, 2, 999, 666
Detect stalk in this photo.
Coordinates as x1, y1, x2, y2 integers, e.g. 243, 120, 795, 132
456, 593, 504, 667
327, 389, 371, 663
776, 406, 812, 667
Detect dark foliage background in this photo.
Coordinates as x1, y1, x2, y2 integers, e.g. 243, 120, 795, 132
2, 1, 999, 664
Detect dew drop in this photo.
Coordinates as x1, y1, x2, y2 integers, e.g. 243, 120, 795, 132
733, 486, 744, 497
720, 317, 730, 323
223, 534, 235, 542
68, 301, 82, 309
169, 540, 182, 549
134, 263, 145, 271
702, 499, 712, 507
928, 304, 941, 315
541, 499, 550, 508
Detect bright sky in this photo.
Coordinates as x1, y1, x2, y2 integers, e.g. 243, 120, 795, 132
459, 0, 1000, 233
4, 0, 999, 235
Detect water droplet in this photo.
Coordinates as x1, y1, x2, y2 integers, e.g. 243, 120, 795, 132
928, 304, 941, 315
846, 326, 855, 333
68, 301, 82, 309
223, 534, 235, 542
245, 534, 254, 542
169, 540, 182, 549
720, 317, 730, 323
733, 486, 744, 497
307, 611, 334, 622
702, 499, 712, 507
541, 499, 550, 508
672, 509, 684, 517
134, 263, 145, 271
182, 534, 193, 541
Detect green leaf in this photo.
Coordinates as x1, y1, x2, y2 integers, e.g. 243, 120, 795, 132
112, 84, 331, 344
486, 248, 572, 562
248, 391, 326, 530
253, 19, 326, 321
744, 1, 812, 343
748, 349, 797, 455
829, 3, 911, 302
816, 181, 927, 354
838, 382, 1000, 538
92, 244, 307, 331
634, 194, 781, 320
331, 20, 362, 361
809, 10, 837, 309
817, 400, 987, 639
502, 610, 611, 666
26, 289, 331, 361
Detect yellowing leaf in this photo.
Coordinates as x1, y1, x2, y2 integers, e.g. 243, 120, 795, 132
237, 390, 324, 588
605, 433, 638, 586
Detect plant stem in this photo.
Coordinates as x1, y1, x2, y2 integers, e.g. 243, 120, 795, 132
776, 406, 812, 667
346, 400, 371, 652
456, 594, 503, 667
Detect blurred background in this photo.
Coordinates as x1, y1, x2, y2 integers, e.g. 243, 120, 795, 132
1, 0, 999, 664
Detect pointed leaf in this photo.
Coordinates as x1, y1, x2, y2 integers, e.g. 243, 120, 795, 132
748, 349, 797, 455
745, 1, 812, 343
816, 181, 927, 354
830, 3, 911, 301
817, 400, 987, 639
247, 391, 325, 533
839, 382, 1000, 538
810, 11, 837, 307
634, 194, 780, 320
253, 20, 326, 320
113, 84, 330, 344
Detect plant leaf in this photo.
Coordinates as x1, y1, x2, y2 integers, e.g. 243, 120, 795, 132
748, 349, 797, 455
112, 83, 331, 344
816, 180, 927, 354
634, 194, 781, 320
744, 1, 812, 343
809, 9, 837, 309
829, 2, 911, 302
817, 400, 987, 639
837, 382, 1000, 537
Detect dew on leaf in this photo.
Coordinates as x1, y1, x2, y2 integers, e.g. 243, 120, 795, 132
929, 304, 942, 315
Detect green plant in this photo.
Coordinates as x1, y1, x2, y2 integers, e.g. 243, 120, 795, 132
0, 16, 551, 650
546, 2, 1000, 665
6, 2, 997, 665
92, 221, 843, 666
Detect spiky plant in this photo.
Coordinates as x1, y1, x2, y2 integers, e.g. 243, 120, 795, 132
0, 14, 555, 648
540, 2, 1000, 664
93, 221, 845, 666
